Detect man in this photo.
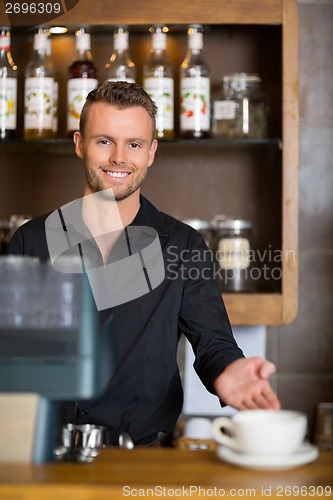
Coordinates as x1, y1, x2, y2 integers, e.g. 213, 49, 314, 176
8, 82, 280, 446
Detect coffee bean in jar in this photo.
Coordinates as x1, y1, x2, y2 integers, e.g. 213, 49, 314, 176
213, 218, 256, 292
212, 73, 269, 139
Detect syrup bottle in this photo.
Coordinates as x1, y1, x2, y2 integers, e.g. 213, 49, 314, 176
67, 27, 98, 137
24, 27, 55, 140
180, 25, 211, 138
143, 25, 174, 140
105, 26, 136, 83
0, 26, 17, 139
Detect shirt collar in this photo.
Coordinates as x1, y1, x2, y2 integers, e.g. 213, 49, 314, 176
45, 194, 168, 238
131, 195, 167, 238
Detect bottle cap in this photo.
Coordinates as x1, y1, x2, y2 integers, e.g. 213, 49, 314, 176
34, 31, 48, 52
152, 31, 166, 51
187, 25, 203, 50
188, 32, 203, 50
76, 32, 91, 52
114, 31, 129, 51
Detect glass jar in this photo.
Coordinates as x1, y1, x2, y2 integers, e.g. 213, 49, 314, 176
0, 219, 10, 255
213, 218, 256, 292
9, 214, 31, 238
183, 218, 215, 250
212, 73, 269, 139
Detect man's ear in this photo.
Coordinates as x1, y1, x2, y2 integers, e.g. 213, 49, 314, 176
148, 139, 158, 168
73, 131, 84, 160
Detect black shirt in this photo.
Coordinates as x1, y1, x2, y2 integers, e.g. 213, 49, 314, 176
8, 195, 243, 445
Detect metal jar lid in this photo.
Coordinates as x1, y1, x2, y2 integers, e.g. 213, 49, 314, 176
223, 72, 261, 91
213, 217, 252, 232
183, 218, 213, 231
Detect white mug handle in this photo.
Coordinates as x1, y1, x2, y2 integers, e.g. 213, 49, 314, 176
211, 417, 241, 452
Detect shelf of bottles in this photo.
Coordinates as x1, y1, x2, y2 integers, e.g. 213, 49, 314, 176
0, 24, 279, 146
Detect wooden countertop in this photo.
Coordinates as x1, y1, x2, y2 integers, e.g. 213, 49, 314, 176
0, 449, 332, 499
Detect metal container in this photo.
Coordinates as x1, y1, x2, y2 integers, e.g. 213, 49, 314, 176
54, 423, 108, 463
213, 217, 256, 292
0, 220, 10, 255
183, 218, 215, 249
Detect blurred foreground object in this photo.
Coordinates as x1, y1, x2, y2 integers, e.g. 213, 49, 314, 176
0, 256, 115, 463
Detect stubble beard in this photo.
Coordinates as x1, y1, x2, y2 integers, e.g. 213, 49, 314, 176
84, 164, 148, 202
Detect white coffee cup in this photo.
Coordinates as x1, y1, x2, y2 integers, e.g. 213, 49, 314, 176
211, 410, 307, 456
184, 418, 213, 440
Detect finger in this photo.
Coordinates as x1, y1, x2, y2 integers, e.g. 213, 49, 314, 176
241, 386, 274, 409
243, 379, 280, 410
259, 361, 276, 379
242, 399, 259, 410
252, 393, 273, 409
235, 402, 248, 411
224, 394, 251, 411
239, 387, 266, 409
240, 392, 280, 411
261, 385, 281, 410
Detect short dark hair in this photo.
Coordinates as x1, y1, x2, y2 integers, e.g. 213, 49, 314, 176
79, 81, 157, 140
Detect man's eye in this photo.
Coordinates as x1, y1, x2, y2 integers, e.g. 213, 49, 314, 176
129, 143, 141, 148
98, 139, 111, 145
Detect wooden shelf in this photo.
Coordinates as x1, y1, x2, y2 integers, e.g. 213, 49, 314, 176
0, 0, 283, 27
0, 0, 299, 325
0, 137, 282, 154
223, 293, 283, 326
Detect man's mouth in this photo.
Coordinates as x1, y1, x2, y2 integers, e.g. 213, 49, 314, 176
103, 170, 131, 178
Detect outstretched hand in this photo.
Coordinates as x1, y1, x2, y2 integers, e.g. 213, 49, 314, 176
213, 357, 281, 411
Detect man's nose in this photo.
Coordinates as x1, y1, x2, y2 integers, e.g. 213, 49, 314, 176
109, 145, 126, 164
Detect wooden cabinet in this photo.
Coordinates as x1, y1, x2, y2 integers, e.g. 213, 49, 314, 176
0, 0, 299, 325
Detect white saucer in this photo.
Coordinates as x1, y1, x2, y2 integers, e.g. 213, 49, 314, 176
216, 443, 319, 471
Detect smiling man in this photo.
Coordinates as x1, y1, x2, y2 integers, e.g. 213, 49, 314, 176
8, 82, 280, 447
75, 99, 157, 202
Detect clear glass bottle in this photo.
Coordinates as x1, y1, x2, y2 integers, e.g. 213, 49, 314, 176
143, 25, 174, 140
67, 27, 98, 137
0, 26, 17, 140
46, 36, 58, 137
24, 27, 55, 140
212, 73, 269, 138
180, 25, 211, 139
105, 26, 136, 83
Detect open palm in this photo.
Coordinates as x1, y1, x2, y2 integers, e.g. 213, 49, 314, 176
214, 357, 281, 410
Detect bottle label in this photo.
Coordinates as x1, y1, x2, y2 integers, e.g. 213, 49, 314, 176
0, 34, 10, 51
144, 77, 174, 131
24, 77, 54, 130
213, 100, 237, 120
180, 77, 210, 131
0, 77, 17, 130
67, 78, 98, 131
217, 238, 250, 270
